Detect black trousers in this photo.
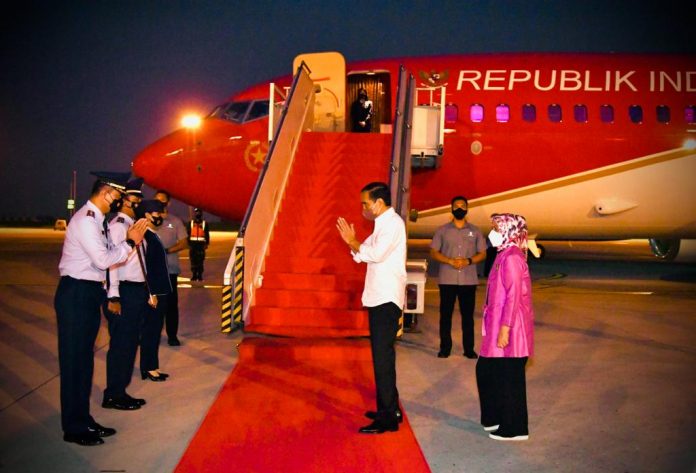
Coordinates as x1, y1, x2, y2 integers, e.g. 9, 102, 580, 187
367, 302, 400, 423
476, 356, 529, 435
189, 242, 206, 277
438, 284, 477, 355
140, 299, 165, 372
103, 283, 147, 398
54, 276, 104, 434
163, 274, 179, 339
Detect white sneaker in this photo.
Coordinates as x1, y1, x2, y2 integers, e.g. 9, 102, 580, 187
489, 432, 529, 441
483, 424, 500, 432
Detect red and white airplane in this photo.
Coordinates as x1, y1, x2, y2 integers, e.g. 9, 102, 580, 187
133, 52, 696, 260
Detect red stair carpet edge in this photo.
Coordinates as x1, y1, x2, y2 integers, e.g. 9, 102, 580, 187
175, 338, 431, 473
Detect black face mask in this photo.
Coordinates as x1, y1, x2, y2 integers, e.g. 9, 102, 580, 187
452, 208, 468, 220
109, 198, 123, 214
151, 216, 164, 227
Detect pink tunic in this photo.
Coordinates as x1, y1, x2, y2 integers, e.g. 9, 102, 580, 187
480, 246, 534, 358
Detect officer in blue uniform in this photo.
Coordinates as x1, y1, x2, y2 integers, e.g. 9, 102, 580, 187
135, 199, 173, 382
102, 177, 150, 410
55, 171, 147, 446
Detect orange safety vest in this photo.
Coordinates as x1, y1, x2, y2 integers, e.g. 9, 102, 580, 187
190, 221, 206, 241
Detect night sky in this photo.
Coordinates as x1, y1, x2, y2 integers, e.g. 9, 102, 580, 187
1, 0, 693, 219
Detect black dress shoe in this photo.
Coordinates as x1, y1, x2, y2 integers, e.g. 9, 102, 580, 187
358, 420, 399, 434
156, 371, 169, 379
64, 432, 104, 446
102, 396, 141, 410
124, 393, 146, 406
364, 410, 403, 423
168, 337, 181, 346
464, 351, 479, 359
141, 371, 166, 382
437, 352, 450, 358
87, 422, 116, 437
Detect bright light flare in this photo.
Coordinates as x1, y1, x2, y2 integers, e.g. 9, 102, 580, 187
181, 114, 202, 129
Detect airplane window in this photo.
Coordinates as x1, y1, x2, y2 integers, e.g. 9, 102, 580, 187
574, 105, 588, 123
470, 104, 484, 123
222, 101, 250, 123
686, 106, 696, 124
600, 104, 614, 123
522, 104, 536, 122
246, 100, 270, 122
496, 104, 510, 123
445, 103, 458, 123
548, 104, 562, 123
656, 105, 670, 124
629, 105, 643, 124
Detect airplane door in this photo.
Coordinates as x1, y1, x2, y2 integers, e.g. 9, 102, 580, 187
293, 52, 346, 132
347, 72, 392, 133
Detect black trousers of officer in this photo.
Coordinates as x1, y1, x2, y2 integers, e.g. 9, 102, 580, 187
103, 282, 147, 399
476, 356, 529, 435
163, 274, 179, 339
367, 302, 401, 424
438, 284, 477, 355
140, 299, 165, 372
54, 276, 104, 434
189, 242, 206, 277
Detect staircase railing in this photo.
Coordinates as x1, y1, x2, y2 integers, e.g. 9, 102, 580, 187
221, 63, 315, 332
389, 66, 415, 222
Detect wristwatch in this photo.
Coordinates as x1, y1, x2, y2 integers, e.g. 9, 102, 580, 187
108, 297, 120, 303
126, 238, 136, 248
467, 257, 473, 266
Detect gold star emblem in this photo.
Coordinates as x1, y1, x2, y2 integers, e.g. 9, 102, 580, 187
244, 140, 269, 172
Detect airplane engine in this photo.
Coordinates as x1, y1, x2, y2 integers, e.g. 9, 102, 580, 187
649, 239, 696, 262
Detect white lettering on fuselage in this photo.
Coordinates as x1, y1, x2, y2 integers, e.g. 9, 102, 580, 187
455, 69, 694, 92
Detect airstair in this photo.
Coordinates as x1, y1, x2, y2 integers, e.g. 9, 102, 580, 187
221, 63, 422, 336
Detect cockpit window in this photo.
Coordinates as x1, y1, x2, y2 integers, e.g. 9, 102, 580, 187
223, 101, 251, 123
209, 100, 269, 124
246, 100, 270, 121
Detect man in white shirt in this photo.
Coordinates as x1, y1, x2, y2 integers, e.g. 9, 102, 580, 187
337, 182, 407, 434
55, 171, 147, 446
102, 178, 149, 411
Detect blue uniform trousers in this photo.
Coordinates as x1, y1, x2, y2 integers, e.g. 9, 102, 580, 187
54, 276, 104, 434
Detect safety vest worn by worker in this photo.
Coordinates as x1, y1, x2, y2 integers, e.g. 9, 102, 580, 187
190, 221, 206, 242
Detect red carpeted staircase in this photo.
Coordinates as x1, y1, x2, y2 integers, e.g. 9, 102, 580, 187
245, 132, 393, 338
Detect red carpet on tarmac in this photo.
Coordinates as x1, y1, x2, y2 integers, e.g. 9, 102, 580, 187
175, 338, 431, 472
176, 133, 430, 471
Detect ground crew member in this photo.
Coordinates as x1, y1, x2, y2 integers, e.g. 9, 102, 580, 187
55, 171, 147, 446
187, 208, 209, 281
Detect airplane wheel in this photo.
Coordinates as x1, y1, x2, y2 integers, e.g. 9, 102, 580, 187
535, 243, 546, 259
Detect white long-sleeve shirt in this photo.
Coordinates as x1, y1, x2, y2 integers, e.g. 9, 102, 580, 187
351, 207, 407, 309
58, 200, 132, 283
107, 213, 146, 298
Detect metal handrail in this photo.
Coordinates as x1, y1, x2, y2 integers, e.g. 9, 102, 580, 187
389, 66, 415, 223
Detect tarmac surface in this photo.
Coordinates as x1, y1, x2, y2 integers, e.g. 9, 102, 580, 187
0, 228, 694, 472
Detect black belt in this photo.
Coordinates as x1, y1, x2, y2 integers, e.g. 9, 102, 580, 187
120, 280, 146, 286
61, 276, 104, 287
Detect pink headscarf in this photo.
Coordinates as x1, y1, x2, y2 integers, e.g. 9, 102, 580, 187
491, 213, 529, 257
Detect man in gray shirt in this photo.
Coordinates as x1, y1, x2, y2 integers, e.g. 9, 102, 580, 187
154, 190, 188, 346
430, 196, 487, 359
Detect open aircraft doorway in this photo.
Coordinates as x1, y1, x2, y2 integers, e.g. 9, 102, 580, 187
347, 71, 391, 133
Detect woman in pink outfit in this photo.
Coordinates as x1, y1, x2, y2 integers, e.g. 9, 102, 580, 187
476, 213, 534, 441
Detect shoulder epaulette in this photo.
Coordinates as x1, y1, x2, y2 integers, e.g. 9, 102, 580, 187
116, 216, 125, 223
86, 210, 95, 218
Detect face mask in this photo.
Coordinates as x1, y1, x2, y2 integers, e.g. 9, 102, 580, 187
109, 196, 123, 213
488, 229, 504, 247
151, 215, 164, 227
362, 202, 379, 221
452, 208, 467, 220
